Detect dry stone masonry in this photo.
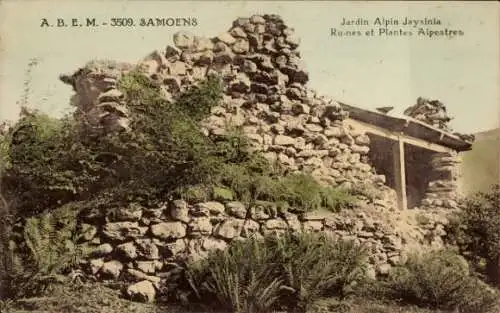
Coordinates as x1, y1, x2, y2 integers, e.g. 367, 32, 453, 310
419, 151, 461, 210
58, 14, 463, 302
61, 14, 393, 198
77, 199, 449, 302
403, 98, 474, 211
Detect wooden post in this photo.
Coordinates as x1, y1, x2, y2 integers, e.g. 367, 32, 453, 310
393, 138, 407, 210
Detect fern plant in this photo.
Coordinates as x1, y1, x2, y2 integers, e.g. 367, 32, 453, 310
186, 237, 283, 313
2, 203, 84, 299
182, 232, 369, 313
375, 249, 499, 313
268, 232, 368, 311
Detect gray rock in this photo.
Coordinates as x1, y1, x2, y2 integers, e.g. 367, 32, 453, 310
214, 218, 244, 239
225, 201, 248, 218
202, 237, 228, 251
88, 258, 104, 275
217, 32, 236, 45
80, 223, 97, 241
264, 219, 288, 230
196, 202, 226, 215
285, 34, 301, 48
116, 242, 138, 259
230, 27, 247, 38
193, 36, 214, 52
305, 123, 323, 133
170, 200, 190, 223
292, 103, 310, 115
165, 45, 180, 59
250, 15, 266, 24
135, 261, 156, 274
232, 38, 250, 54
241, 220, 260, 238
229, 73, 251, 93
98, 89, 124, 102
101, 260, 123, 279
355, 134, 371, 146
249, 205, 272, 220
188, 217, 213, 237
91, 243, 113, 257
111, 203, 143, 222
351, 145, 370, 155
300, 211, 332, 221
164, 239, 187, 257
135, 239, 160, 260
281, 212, 302, 233
126, 280, 156, 303
102, 222, 148, 241
213, 50, 235, 65
168, 61, 187, 76
173, 31, 195, 50
274, 135, 296, 146
151, 222, 187, 240
242, 60, 258, 73
126, 269, 161, 284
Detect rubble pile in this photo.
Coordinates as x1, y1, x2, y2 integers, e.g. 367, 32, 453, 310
403, 97, 453, 131
403, 97, 475, 142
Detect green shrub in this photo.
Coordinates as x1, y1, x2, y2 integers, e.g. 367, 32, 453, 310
4, 113, 91, 216
217, 166, 356, 213
372, 249, 499, 313
2, 72, 225, 216
1, 203, 84, 299
186, 237, 283, 313
270, 232, 368, 311
182, 232, 368, 313
445, 184, 500, 287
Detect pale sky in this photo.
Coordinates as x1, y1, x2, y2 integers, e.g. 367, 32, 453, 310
0, 1, 498, 134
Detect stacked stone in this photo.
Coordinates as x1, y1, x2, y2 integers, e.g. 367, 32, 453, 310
404, 97, 475, 143
78, 199, 422, 301
419, 151, 460, 210
167, 15, 379, 189
61, 14, 386, 193
59, 60, 133, 133
410, 209, 450, 250
403, 97, 453, 131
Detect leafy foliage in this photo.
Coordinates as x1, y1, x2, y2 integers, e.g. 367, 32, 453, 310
186, 237, 283, 313
445, 184, 500, 286
182, 232, 368, 313
2, 71, 225, 217
370, 249, 499, 313
1, 203, 84, 299
270, 232, 368, 311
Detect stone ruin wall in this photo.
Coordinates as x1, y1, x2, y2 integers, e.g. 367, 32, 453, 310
404, 98, 474, 211
59, 14, 462, 301
419, 151, 461, 210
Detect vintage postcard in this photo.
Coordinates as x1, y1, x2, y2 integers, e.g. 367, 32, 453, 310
0, 1, 499, 313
